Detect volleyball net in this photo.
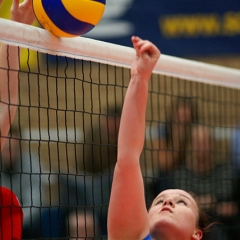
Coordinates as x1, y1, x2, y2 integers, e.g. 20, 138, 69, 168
1, 17, 240, 239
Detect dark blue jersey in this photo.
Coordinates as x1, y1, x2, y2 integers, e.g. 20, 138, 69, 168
143, 234, 151, 240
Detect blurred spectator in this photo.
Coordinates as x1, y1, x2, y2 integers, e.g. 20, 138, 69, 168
59, 104, 122, 238
172, 124, 240, 240
66, 208, 99, 240
0, 126, 47, 238
231, 124, 240, 176
79, 105, 121, 174
231, 123, 240, 231
151, 97, 198, 194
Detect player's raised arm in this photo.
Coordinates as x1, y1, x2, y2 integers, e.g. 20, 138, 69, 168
0, 0, 35, 150
107, 36, 160, 240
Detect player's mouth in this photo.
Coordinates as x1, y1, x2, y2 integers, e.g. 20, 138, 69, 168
160, 207, 172, 213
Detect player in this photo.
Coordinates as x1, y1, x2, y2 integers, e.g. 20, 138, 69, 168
0, 0, 35, 150
107, 36, 211, 240
0, 0, 35, 239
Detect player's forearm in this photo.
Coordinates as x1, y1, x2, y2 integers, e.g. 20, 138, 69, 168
0, 44, 20, 149
0, 44, 19, 102
0, 43, 19, 68
117, 76, 148, 165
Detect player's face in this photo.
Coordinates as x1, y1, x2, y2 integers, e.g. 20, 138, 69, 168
148, 189, 202, 240
176, 104, 192, 124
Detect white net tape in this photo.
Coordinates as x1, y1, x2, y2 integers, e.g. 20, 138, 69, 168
1, 17, 240, 89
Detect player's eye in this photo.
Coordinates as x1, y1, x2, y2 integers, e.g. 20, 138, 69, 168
177, 200, 187, 205
156, 200, 164, 205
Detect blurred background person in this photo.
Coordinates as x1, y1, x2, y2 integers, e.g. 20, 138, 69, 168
0, 126, 47, 238
79, 104, 122, 174
59, 104, 122, 238
231, 122, 240, 176
151, 97, 198, 195
66, 208, 99, 240
172, 124, 240, 240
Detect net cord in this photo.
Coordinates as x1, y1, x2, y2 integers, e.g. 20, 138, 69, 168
1, 18, 240, 89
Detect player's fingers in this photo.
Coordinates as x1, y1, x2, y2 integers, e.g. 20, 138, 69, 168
20, 0, 33, 8
133, 39, 148, 53
132, 36, 141, 49
132, 36, 160, 60
132, 37, 142, 56
136, 41, 153, 57
131, 36, 140, 42
139, 41, 160, 57
11, 0, 20, 11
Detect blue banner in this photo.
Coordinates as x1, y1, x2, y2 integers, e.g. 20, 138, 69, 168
86, 0, 240, 57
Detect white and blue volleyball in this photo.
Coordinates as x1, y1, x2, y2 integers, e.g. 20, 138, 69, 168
33, 0, 106, 37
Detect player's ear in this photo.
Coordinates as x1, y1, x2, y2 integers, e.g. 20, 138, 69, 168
192, 229, 202, 240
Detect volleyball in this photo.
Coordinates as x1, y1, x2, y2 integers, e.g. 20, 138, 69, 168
33, 0, 106, 38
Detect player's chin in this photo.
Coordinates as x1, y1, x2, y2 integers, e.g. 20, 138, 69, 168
150, 216, 176, 235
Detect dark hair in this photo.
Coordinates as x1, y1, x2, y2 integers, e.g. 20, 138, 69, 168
105, 104, 122, 117
197, 207, 214, 240
192, 193, 218, 240
9, 125, 20, 138
79, 104, 122, 174
166, 97, 198, 136
163, 97, 198, 164
175, 97, 198, 123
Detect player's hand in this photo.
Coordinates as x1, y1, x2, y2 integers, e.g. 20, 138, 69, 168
11, 0, 35, 25
131, 36, 160, 81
